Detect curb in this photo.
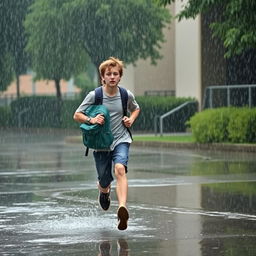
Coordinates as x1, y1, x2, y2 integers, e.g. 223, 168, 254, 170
132, 141, 256, 153
65, 136, 256, 153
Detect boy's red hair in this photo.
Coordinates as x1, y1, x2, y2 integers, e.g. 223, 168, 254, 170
99, 57, 124, 78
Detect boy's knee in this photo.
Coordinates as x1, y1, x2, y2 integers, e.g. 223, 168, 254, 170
115, 163, 126, 177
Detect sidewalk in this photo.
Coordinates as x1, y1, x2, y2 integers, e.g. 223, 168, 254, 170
132, 132, 192, 136
132, 140, 256, 153
66, 133, 256, 153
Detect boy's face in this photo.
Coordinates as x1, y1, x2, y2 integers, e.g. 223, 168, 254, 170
102, 66, 121, 88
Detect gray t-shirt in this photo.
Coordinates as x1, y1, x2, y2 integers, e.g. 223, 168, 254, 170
75, 87, 140, 150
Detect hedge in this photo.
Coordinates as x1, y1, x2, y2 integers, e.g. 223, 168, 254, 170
228, 108, 256, 143
10, 96, 63, 128
4, 98, 256, 143
7, 95, 197, 132
0, 106, 11, 127
132, 96, 197, 132
188, 107, 256, 143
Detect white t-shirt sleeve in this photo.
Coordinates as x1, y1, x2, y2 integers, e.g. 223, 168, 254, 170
127, 90, 140, 113
75, 91, 95, 113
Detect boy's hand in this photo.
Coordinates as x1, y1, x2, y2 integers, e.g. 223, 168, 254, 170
91, 114, 105, 125
122, 116, 133, 128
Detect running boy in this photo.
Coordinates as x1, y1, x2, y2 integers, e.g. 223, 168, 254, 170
73, 57, 140, 230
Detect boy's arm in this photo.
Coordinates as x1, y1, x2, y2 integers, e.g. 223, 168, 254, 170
73, 112, 105, 125
122, 108, 140, 128
73, 112, 88, 124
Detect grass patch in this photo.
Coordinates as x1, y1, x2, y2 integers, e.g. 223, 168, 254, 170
133, 135, 195, 143
203, 182, 256, 196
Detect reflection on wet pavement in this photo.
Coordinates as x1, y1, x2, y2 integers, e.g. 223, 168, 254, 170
0, 130, 256, 255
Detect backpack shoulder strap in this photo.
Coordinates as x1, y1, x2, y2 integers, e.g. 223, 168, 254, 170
94, 86, 103, 105
95, 86, 128, 114
118, 86, 128, 116
118, 86, 133, 140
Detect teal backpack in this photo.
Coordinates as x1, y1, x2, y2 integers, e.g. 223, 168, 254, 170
80, 86, 131, 156
80, 104, 114, 156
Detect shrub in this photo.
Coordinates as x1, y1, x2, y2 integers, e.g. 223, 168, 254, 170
189, 107, 256, 143
0, 106, 11, 127
11, 96, 63, 128
189, 108, 231, 143
10, 95, 197, 132
61, 99, 81, 129
228, 108, 256, 143
133, 96, 197, 132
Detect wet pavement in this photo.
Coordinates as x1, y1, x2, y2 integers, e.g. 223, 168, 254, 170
0, 129, 256, 256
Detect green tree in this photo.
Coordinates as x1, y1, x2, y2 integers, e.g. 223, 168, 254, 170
25, 0, 88, 99
0, 53, 13, 92
10, 0, 33, 98
64, 0, 171, 68
0, 0, 14, 92
156, 0, 256, 57
0, 0, 32, 96
25, 0, 170, 96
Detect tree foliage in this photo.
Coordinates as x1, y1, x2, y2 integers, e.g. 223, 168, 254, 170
0, 0, 32, 95
25, 0, 170, 79
0, 53, 14, 92
156, 0, 256, 57
62, 0, 171, 68
25, 0, 170, 98
0, 1, 13, 92
25, 0, 88, 99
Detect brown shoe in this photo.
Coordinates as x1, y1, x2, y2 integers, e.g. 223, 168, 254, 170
117, 206, 129, 230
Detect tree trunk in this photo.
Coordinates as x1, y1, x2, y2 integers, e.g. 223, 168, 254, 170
16, 74, 20, 98
55, 79, 62, 99
54, 78, 62, 127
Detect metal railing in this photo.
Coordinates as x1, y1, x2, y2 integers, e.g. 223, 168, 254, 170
144, 90, 175, 97
0, 94, 17, 107
154, 101, 197, 136
203, 84, 256, 109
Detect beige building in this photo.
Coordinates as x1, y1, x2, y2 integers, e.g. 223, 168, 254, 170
123, 2, 203, 107
1, 75, 80, 98
125, 0, 256, 110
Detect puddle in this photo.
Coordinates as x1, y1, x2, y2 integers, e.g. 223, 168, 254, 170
1, 130, 256, 256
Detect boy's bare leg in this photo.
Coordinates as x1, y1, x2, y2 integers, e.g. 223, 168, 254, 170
114, 163, 128, 207
115, 163, 129, 230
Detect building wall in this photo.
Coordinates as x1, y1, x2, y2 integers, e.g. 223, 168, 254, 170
122, 5, 176, 96
1, 74, 80, 97
120, 64, 135, 93
201, 9, 226, 106
174, 0, 202, 107
123, 2, 202, 107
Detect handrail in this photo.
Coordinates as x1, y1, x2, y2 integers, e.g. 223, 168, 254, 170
206, 84, 256, 89
204, 84, 256, 109
154, 101, 197, 136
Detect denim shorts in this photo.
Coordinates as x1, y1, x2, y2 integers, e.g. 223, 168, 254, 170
93, 142, 130, 188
